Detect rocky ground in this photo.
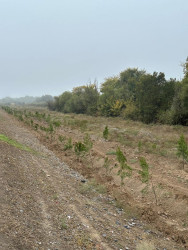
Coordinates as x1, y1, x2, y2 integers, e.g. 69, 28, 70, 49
0, 109, 186, 249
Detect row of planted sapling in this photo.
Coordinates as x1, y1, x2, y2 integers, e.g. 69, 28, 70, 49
2, 106, 188, 170
2, 106, 188, 206
1, 106, 62, 139
4, 105, 187, 170
1, 106, 94, 165
103, 146, 158, 205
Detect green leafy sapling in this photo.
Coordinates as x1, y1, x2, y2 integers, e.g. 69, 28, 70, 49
103, 126, 109, 140
58, 135, 65, 142
74, 141, 87, 158
53, 120, 61, 128
139, 157, 149, 183
46, 114, 51, 123
34, 123, 39, 130
48, 123, 54, 140
84, 133, 93, 152
177, 134, 188, 169
115, 147, 132, 185
139, 157, 158, 205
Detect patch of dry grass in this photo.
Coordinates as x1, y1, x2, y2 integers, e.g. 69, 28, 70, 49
136, 241, 155, 250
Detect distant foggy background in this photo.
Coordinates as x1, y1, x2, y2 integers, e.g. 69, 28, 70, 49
0, 0, 188, 98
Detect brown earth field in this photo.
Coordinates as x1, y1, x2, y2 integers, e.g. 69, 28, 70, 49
0, 107, 188, 250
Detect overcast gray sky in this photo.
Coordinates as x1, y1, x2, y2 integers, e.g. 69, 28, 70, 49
0, 0, 188, 98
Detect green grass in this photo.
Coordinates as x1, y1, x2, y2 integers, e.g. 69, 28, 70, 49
0, 134, 36, 153
129, 158, 138, 164
106, 150, 116, 155
60, 218, 68, 230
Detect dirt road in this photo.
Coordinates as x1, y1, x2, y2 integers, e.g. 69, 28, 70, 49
0, 109, 183, 249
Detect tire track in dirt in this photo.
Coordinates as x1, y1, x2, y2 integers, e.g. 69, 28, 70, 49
69, 204, 112, 250
28, 154, 114, 249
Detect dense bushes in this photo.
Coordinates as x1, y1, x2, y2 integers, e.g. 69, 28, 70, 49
48, 84, 99, 115
48, 58, 188, 126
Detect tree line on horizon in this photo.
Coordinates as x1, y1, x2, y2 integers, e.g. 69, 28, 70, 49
0, 95, 54, 106
48, 58, 188, 125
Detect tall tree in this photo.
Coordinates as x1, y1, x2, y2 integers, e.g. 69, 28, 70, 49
169, 57, 188, 125
136, 72, 166, 123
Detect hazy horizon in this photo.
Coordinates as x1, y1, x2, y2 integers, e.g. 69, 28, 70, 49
0, 0, 188, 99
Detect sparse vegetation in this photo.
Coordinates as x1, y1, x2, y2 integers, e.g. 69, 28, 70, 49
75, 233, 94, 249
139, 157, 149, 183
58, 135, 65, 142
79, 179, 106, 195
138, 141, 142, 152
64, 137, 73, 151
106, 150, 116, 155
139, 157, 158, 205
103, 157, 111, 174
115, 147, 132, 185
0, 134, 35, 153
136, 241, 155, 250
177, 134, 188, 169
1, 105, 188, 248
60, 218, 67, 230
